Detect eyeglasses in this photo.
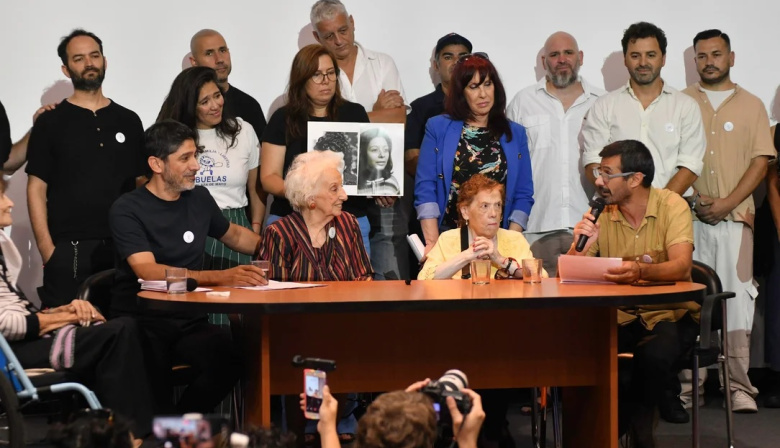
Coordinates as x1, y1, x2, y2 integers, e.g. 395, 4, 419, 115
311, 70, 338, 84
457, 52, 490, 64
592, 167, 636, 181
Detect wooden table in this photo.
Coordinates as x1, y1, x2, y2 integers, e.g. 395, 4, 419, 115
140, 279, 704, 448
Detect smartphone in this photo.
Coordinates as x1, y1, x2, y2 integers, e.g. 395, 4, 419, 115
304, 369, 327, 420
631, 281, 676, 287
152, 415, 212, 447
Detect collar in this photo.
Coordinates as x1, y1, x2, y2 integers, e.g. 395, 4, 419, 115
536, 76, 601, 98
354, 42, 377, 61
623, 79, 675, 99
695, 81, 740, 95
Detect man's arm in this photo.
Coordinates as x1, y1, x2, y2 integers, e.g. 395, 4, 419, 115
126, 250, 266, 287
27, 175, 54, 263
368, 107, 406, 124
3, 103, 58, 174
247, 167, 264, 233
581, 99, 611, 185
696, 156, 769, 224
604, 242, 693, 283
219, 222, 262, 256
665, 167, 699, 196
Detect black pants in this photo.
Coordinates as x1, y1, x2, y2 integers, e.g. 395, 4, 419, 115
39, 239, 115, 308
10, 317, 153, 436
617, 315, 699, 445
134, 315, 243, 414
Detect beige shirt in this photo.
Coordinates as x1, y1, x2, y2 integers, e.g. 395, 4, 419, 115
587, 187, 699, 329
582, 81, 707, 191
682, 83, 776, 229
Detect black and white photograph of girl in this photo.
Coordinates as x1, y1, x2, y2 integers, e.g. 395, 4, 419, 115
357, 124, 404, 196
307, 121, 360, 193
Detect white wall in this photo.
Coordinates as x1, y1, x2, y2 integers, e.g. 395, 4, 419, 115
2, 0, 779, 302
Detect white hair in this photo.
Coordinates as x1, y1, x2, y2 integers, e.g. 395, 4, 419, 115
310, 0, 349, 28
285, 150, 345, 212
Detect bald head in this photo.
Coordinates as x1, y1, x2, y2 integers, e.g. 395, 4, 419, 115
542, 31, 583, 88
189, 29, 232, 85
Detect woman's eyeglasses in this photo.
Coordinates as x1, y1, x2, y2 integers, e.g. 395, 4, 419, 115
311, 70, 338, 84
457, 52, 490, 64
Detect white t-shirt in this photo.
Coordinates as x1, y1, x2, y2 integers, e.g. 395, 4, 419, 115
703, 88, 735, 111
195, 117, 260, 209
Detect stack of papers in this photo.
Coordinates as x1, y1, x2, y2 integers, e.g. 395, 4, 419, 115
138, 280, 212, 292
237, 280, 324, 291
557, 255, 623, 284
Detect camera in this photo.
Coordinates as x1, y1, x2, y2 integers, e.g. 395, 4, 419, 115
421, 369, 472, 418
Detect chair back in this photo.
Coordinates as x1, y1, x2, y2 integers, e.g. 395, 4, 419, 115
691, 260, 722, 297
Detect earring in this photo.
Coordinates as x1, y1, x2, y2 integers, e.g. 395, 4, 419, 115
465, 219, 469, 226
308, 202, 316, 210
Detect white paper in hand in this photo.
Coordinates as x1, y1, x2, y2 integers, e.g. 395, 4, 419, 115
557, 255, 623, 284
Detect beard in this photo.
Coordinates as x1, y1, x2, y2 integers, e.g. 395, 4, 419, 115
629, 65, 661, 86
546, 60, 581, 88
162, 166, 196, 193
699, 65, 730, 86
68, 66, 105, 92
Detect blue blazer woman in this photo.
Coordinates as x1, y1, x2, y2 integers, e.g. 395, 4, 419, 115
414, 115, 534, 230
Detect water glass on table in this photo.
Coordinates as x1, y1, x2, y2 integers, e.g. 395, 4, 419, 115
251, 259, 270, 278
166, 267, 188, 294
522, 258, 543, 283
470, 259, 491, 285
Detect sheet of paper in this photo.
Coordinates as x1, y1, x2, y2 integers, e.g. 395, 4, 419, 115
138, 280, 212, 292
236, 280, 324, 291
557, 255, 623, 284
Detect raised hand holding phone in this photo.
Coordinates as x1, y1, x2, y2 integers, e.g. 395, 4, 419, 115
303, 369, 327, 419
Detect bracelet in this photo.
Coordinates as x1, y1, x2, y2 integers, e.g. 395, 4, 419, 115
634, 260, 642, 281
506, 257, 519, 276
689, 191, 700, 210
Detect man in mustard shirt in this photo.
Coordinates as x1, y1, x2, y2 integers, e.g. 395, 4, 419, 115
568, 139, 698, 448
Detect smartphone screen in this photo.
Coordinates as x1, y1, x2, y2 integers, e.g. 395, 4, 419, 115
152, 416, 212, 446
304, 369, 326, 419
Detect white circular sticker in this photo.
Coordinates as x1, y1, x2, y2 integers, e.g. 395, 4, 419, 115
724, 122, 734, 132
183, 231, 194, 243
664, 123, 675, 133
115, 132, 126, 143
328, 227, 336, 239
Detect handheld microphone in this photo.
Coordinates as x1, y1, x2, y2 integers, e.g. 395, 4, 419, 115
575, 194, 607, 252
186, 278, 199, 292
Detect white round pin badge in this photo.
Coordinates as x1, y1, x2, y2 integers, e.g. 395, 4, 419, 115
115, 132, 126, 143
724, 122, 734, 132
328, 227, 336, 239
665, 123, 675, 133
183, 231, 194, 243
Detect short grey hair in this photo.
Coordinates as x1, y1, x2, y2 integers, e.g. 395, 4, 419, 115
310, 0, 349, 28
285, 150, 346, 212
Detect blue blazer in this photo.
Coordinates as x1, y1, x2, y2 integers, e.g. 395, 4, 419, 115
414, 115, 534, 229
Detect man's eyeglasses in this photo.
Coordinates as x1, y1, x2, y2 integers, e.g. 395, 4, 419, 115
592, 167, 636, 181
457, 52, 490, 64
311, 70, 338, 84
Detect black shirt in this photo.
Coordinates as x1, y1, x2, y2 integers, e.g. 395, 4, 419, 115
404, 84, 446, 151
0, 100, 11, 167
224, 85, 266, 142
25, 100, 145, 242
262, 101, 370, 217
109, 186, 230, 317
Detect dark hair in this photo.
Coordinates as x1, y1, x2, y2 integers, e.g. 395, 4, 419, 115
245, 426, 297, 448
356, 391, 437, 448
144, 120, 199, 173
456, 174, 505, 226
47, 410, 133, 448
156, 66, 240, 149
621, 22, 667, 55
445, 56, 512, 142
599, 140, 654, 187
358, 128, 393, 188
313, 132, 357, 184
57, 29, 104, 66
693, 29, 731, 51
286, 44, 343, 140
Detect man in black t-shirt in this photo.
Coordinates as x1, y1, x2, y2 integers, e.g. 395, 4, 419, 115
189, 29, 267, 139
25, 29, 147, 308
110, 120, 267, 413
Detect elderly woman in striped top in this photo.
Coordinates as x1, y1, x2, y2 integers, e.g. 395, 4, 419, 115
259, 150, 372, 281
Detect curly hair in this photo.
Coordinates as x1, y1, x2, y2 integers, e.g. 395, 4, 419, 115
456, 174, 505, 226
313, 132, 357, 184
284, 150, 345, 212
356, 391, 437, 448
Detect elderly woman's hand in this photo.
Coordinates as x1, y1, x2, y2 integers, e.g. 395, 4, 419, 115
470, 236, 494, 261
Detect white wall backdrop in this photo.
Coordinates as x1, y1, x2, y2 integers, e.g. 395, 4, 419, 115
1, 0, 779, 301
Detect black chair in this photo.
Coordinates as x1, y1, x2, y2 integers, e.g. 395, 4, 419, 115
689, 260, 735, 448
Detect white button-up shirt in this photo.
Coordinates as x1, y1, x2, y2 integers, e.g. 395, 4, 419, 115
507, 77, 605, 234
337, 42, 409, 112
582, 81, 706, 190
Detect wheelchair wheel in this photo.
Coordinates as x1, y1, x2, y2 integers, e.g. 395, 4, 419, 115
0, 372, 24, 448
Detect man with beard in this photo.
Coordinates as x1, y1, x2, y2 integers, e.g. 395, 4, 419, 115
26, 29, 146, 308
681, 30, 775, 413
582, 22, 706, 197
568, 139, 698, 448
189, 29, 267, 140
109, 120, 266, 413
506, 32, 605, 276
311, 0, 409, 281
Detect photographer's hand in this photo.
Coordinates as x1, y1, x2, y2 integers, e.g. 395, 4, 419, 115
316, 386, 340, 448
447, 388, 485, 448
405, 378, 431, 392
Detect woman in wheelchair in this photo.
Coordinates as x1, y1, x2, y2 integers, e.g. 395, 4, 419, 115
0, 177, 153, 439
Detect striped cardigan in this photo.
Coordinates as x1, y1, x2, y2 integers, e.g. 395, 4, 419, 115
0, 230, 33, 341
259, 211, 373, 281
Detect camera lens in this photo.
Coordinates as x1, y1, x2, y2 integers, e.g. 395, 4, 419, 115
438, 369, 468, 392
